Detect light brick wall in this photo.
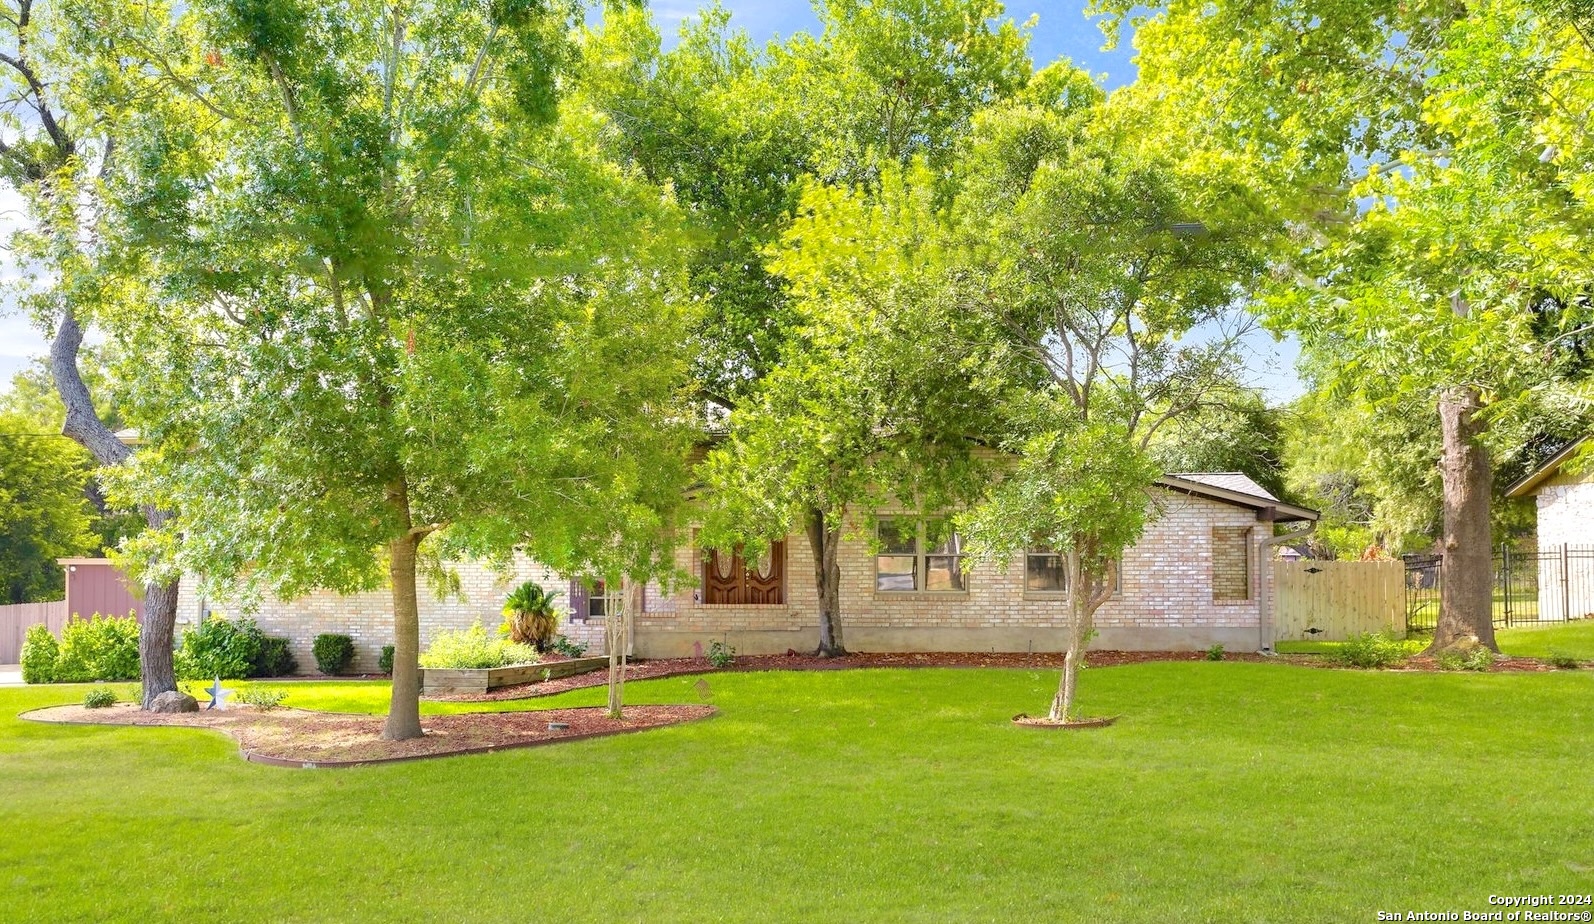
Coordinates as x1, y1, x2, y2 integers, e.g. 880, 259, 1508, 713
1211, 527, 1253, 602
637, 489, 1267, 643
177, 489, 1277, 667
175, 555, 605, 674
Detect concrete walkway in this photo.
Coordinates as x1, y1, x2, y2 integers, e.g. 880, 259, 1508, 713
0, 665, 24, 686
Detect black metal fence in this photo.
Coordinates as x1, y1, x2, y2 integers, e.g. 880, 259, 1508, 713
1405, 545, 1594, 632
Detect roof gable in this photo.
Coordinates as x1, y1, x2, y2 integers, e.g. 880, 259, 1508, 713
1505, 437, 1589, 498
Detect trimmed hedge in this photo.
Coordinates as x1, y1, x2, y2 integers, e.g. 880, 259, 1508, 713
313, 634, 355, 675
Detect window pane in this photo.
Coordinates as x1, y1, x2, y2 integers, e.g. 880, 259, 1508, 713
925, 556, 966, 591
876, 555, 917, 591
925, 520, 963, 556
1026, 553, 1066, 592
589, 596, 607, 618
878, 519, 917, 554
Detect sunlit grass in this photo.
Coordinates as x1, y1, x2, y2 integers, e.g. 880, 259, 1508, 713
3, 664, 1590, 922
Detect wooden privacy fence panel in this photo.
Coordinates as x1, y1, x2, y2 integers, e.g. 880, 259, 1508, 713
0, 601, 69, 663
1274, 561, 1406, 642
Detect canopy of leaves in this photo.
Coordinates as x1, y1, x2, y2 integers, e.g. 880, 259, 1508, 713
0, 412, 97, 603
82, 0, 697, 596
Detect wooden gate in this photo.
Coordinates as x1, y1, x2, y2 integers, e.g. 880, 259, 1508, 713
1274, 561, 1406, 642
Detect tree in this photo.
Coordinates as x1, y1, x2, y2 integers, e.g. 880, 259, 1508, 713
584, 0, 1032, 408
1147, 389, 1290, 502
601, 0, 1034, 656
96, 0, 697, 739
0, 414, 98, 603
947, 76, 1282, 722
1109, 0, 1594, 652
698, 166, 996, 656
0, 0, 183, 705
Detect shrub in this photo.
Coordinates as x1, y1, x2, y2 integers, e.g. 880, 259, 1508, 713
379, 645, 395, 674
54, 614, 141, 682
502, 581, 561, 651
20, 623, 58, 684
548, 635, 587, 658
1205, 644, 1225, 662
313, 634, 355, 675
707, 640, 735, 669
82, 688, 117, 709
236, 685, 288, 709
419, 621, 538, 670
253, 636, 297, 677
1332, 632, 1409, 669
1547, 650, 1582, 670
176, 615, 261, 680
1436, 646, 1495, 672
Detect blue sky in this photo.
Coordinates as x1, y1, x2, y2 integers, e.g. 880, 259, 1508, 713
646, 1, 1141, 87
0, 1, 1303, 402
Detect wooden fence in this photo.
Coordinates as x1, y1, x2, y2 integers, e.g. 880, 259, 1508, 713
1274, 560, 1406, 642
0, 601, 69, 663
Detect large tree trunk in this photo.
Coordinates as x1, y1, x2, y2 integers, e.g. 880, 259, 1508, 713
1428, 386, 1497, 654
139, 577, 180, 707
51, 304, 181, 707
805, 507, 845, 657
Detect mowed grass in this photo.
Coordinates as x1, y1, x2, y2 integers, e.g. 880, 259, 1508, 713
3, 664, 1592, 923
1497, 620, 1594, 659
1277, 620, 1594, 660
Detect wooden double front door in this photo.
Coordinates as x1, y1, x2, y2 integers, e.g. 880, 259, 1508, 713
703, 541, 786, 605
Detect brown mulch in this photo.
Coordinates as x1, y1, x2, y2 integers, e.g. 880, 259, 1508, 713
1012, 714, 1120, 729
22, 703, 716, 767
430, 650, 1295, 702
432, 648, 1585, 702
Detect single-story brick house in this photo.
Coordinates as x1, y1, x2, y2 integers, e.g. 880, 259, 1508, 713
178, 472, 1316, 672
1504, 437, 1594, 620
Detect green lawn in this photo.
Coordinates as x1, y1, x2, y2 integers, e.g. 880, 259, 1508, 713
3, 665, 1591, 922
1277, 619, 1594, 660
1497, 620, 1594, 659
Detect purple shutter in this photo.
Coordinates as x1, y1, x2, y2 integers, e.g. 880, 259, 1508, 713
567, 579, 590, 622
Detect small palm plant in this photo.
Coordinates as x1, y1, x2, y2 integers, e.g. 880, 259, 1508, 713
502, 581, 562, 652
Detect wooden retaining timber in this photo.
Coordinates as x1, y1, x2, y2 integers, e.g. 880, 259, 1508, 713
420, 656, 610, 695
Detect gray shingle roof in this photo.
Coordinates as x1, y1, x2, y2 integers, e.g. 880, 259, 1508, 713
1167, 472, 1278, 502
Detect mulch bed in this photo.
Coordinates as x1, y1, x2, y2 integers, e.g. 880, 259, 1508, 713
432, 648, 1583, 702
22, 703, 716, 768
430, 650, 1294, 702
1012, 714, 1120, 729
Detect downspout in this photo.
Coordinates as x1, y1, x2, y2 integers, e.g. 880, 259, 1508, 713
1257, 507, 1316, 655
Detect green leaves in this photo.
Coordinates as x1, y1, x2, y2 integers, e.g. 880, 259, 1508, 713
87, 0, 698, 603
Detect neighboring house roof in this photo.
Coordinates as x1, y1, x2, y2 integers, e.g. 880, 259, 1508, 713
1158, 472, 1319, 522
1505, 437, 1589, 498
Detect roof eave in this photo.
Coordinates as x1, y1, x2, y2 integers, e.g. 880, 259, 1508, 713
1155, 475, 1320, 522
1504, 436, 1588, 498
